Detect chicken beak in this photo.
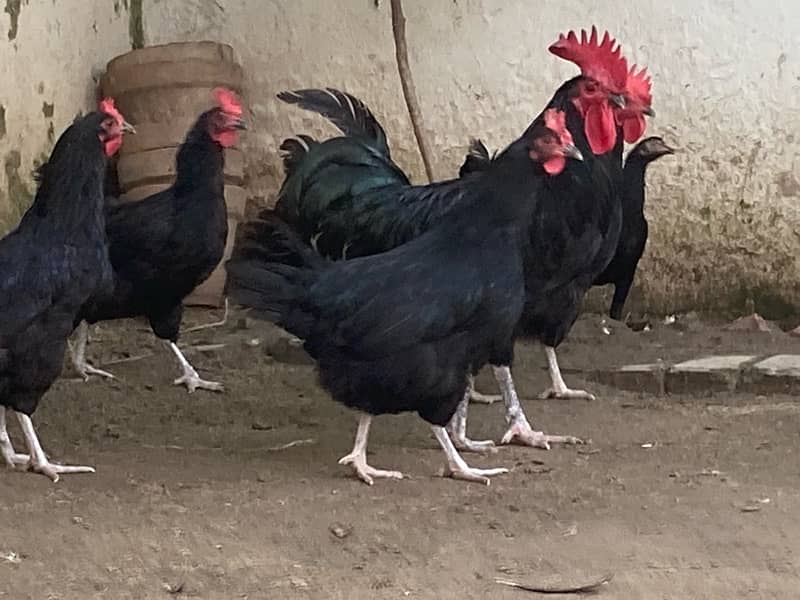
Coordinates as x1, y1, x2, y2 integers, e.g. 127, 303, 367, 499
233, 117, 248, 130
121, 120, 136, 134
609, 93, 626, 109
643, 105, 656, 117
564, 143, 584, 162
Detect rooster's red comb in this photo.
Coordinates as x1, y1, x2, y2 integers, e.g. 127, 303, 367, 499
98, 97, 124, 123
543, 108, 573, 146
549, 26, 629, 94
213, 87, 242, 115
626, 64, 652, 108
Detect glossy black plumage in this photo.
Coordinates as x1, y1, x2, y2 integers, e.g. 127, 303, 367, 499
0, 112, 113, 416
228, 139, 549, 426
273, 88, 475, 260
274, 82, 623, 361
76, 108, 229, 343
593, 136, 673, 320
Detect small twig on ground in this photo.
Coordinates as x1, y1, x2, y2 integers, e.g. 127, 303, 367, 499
495, 573, 613, 594
102, 353, 154, 366
266, 439, 316, 452
184, 299, 229, 333
185, 343, 226, 353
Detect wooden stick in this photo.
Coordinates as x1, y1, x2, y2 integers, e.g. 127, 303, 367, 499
389, 0, 435, 183
495, 573, 614, 594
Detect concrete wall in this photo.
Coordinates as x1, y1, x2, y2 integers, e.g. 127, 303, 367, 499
0, 0, 132, 233
2, 1, 799, 318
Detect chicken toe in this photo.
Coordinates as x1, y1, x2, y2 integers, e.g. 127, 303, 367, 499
432, 425, 508, 486
339, 414, 403, 485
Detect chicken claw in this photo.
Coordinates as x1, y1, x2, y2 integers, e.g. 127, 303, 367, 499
501, 418, 583, 449
338, 451, 404, 486
432, 425, 508, 486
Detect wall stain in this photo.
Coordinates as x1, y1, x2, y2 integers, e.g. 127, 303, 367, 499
0, 105, 6, 139
41, 101, 54, 118
128, 0, 143, 49
4, 150, 32, 219
4, 0, 21, 41
774, 171, 800, 198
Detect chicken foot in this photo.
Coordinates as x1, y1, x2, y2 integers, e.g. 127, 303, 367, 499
11, 410, 95, 482
493, 365, 583, 448
338, 414, 404, 485
68, 321, 116, 381
466, 374, 502, 404
168, 342, 224, 393
446, 387, 497, 453
538, 346, 596, 401
0, 407, 29, 467
432, 425, 508, 485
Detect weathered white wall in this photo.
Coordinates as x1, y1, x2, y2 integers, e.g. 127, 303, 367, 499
0, 0, 131, 233
2, 0, 799, 318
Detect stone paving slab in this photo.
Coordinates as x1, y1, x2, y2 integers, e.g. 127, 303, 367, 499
752, 355, 800, 376
671, 355, 758, 372
592, 362, 666, 396
595, 354, 800, 396
667, 355, 759, 395
739, 355, 800, 395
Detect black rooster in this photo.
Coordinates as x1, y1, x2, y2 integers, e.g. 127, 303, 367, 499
70, 88, 246, 392
593, 136, 674, 320
0, 102, 134, 481
272, 58, 623, 410
227, 118, 581, 485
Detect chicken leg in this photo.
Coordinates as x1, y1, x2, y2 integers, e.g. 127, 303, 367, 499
0, 407, 29, 468
168, 341, 224, 393
538, 346, 596, 401
432, 426, 508, 485
493, 365, 582, 448
15, 411, 95, 482
338, 414, 404, 485
446, 388, 497, 453
69, 321, 116, 381
466, 374, 502, 404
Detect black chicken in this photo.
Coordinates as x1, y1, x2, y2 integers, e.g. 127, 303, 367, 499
0, 102, 134, 481
593, 136, 674, 320
227, 116, 581, 485
70, 88, 246, 392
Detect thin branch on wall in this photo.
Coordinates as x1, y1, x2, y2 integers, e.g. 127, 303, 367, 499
389, 0, 435, 183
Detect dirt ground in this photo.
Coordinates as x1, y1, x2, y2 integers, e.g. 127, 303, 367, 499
2, 308, 800, 599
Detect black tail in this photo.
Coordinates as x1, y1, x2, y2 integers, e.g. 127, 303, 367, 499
458, 139, 493, 178
226, 211, 326, 339
277, 88, 390, 156
279, 135, 319, 179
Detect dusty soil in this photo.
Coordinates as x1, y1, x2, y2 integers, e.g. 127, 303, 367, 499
2, 308, 800, 599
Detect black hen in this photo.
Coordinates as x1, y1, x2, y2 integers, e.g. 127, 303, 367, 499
71, 88, 246, 392
593, 136, 674, 320
227, 123, 579, 485
0, 105, 133, 481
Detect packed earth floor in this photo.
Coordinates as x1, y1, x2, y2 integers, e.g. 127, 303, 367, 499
2, 307, 800, 599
